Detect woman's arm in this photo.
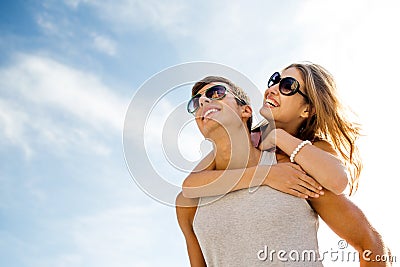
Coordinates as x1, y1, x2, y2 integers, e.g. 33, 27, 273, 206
297, 136, 391, 266
182, 154, 322, 199
176, 193, 206, 267
309, 192, 391, 266
263, 128, 348, 194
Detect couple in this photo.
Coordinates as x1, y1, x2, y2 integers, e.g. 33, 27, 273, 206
176, 62, 391, 266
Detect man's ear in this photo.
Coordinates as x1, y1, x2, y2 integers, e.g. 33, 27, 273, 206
241, 105, 252, 119
300, 104, 315, 119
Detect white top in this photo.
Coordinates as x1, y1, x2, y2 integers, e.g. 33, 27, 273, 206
193, 152, 322, 266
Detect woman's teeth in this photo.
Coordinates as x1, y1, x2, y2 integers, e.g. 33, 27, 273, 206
265, 99, 277, 107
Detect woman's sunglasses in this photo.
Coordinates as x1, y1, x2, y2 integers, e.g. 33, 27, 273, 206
187, 84, 247, 114
267, 72, 309, 102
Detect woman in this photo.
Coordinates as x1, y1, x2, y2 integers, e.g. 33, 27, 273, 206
182, 62, 361, 198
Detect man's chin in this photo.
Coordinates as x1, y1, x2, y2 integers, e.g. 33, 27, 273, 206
199, 120, 223, 137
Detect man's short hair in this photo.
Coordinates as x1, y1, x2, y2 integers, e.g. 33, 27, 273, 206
191, 76, 252, 132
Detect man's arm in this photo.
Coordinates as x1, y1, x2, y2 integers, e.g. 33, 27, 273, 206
309, 191, 391, 266
176, 192, 206, 267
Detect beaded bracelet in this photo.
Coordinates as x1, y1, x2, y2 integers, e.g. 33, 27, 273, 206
290, 140, 312, 163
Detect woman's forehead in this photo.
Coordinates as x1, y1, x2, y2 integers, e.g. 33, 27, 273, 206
282, 67, 304, 85
282, 67, 299, 78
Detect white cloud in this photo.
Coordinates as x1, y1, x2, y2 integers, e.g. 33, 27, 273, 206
69, 0, 187, 34
72, 0, 309, 85
70, 206, 155, 266
0, 98, 33, 157
63, 0, 82, 9
91, 33, 117, 56
0, 53, 128, 157
29, 205, 186, 267
36, 14, 58, 34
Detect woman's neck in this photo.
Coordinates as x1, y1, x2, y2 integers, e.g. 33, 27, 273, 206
274, 121, 301, 136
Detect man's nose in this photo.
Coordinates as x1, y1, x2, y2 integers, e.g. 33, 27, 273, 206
198, 94, 211, 107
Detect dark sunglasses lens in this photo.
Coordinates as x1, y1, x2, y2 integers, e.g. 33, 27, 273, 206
205, 85, 227, 99
187, 96, 200, 113
268, 72, 280, 88
279, 77, 299, 95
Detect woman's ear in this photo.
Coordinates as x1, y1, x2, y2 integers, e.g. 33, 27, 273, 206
300, 104, 315, 119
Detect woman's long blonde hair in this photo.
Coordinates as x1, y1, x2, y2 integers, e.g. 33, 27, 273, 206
285, 62, 362, 195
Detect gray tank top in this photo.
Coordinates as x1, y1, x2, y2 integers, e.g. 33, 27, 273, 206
193, 152, 322, 266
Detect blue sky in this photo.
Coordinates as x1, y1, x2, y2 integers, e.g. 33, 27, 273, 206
1, 0, 400, 266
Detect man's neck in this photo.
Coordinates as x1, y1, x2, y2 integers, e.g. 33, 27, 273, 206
210, 128, 261, 170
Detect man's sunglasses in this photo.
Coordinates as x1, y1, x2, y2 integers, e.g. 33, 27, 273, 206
267, 72, 309, 102
187, 84, 247, 114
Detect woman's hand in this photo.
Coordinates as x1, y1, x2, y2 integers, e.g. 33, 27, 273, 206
259, 128, 277, 151
264, 162, 324, 199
